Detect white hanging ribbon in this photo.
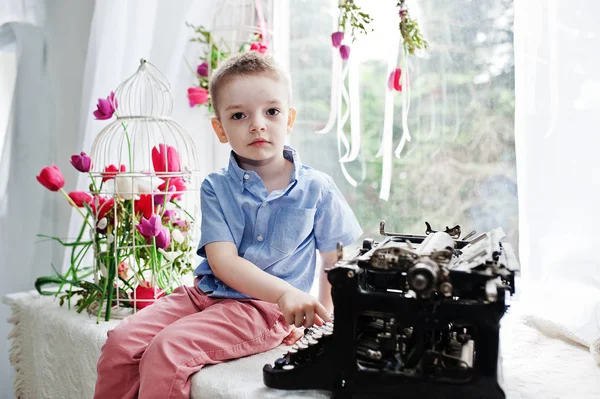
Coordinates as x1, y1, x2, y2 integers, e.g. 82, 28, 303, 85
340, 54, 361, 163
336, 60, 357, 186
395, 47, 412, 158
377, 29, 401, 201
316, 47, 341, 135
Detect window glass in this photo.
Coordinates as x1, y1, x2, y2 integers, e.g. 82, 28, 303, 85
289, 0, 517, 251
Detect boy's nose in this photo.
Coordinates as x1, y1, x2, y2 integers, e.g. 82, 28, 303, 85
249, 116, 267, 133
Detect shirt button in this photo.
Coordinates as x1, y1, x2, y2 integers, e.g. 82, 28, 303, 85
243, 174, 250, 180
257, 235, 264, 241
262, 202, 268, 207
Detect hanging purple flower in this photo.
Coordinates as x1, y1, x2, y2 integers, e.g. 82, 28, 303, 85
136, 214, 163, 238
70, 152, 92, 173
398, 2, 408, 19
339, 45, 351, 61
196, 62, 209, 77
331, 32, 344, 48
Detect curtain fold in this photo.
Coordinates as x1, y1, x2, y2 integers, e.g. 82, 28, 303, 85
514, 0, 600, 358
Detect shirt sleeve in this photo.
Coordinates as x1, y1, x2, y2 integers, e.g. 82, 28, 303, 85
196, 179, 235, 257
313, 175, 363, 252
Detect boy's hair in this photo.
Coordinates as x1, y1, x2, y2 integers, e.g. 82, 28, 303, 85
209, 51, 292, 118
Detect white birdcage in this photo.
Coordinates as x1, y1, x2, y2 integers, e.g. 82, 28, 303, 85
207, 0, 274, 75
87, 59, 200, 321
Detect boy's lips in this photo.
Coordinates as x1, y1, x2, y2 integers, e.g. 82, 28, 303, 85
250, 139, 270, 146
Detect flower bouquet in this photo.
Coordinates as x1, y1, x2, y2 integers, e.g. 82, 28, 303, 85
35, 60, 200, 322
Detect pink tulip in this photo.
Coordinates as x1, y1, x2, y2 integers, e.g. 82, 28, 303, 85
70, 152, 92, 172
36, 165, 65, 192
118, 261, 129, 279
197, 62, 209, 77
152, 144, 181, 175
154, 227, 171, 249
339, 45, 351, 61
68, 191, 93, 207
93, 91, 117, 120
153, 185, 176, 207
331, 32, 344, 48
136, 214, 163, 238
187, 87, 209, 107
250, 42, 268, 54
132, 282, 165, 310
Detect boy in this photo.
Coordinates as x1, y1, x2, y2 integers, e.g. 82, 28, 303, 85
94, 52, 362, 399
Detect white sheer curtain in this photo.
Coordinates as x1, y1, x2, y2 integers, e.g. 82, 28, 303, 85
0, 0, 227, 393
0, 1, 54, 394
66, 0, 228, 267
515, 0, 600, 360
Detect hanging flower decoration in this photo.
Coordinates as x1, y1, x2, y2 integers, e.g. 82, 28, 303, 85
397, 0, 428, 56
332, 0, 374, 61
387, 1, 428, 92
186, 23, 268, 113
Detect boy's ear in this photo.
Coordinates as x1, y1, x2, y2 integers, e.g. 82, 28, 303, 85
211, 118, 228, 144
287, 107, 297, 134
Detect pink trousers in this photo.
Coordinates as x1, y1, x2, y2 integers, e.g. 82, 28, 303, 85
93, 284, 292, 399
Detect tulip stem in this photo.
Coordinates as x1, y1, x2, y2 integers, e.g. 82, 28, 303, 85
88, 172, 99, 193
120, 120, 134, 172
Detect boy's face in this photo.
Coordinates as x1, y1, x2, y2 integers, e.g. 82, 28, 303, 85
211, 74, 296, 164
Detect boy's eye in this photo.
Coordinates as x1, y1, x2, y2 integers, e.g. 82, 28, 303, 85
266, 108, 280, 116
231, 112, 245, 120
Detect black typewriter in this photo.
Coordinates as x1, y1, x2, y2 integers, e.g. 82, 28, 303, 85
264, 221, 518, 399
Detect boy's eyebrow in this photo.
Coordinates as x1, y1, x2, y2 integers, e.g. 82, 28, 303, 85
224, 100, 282, 112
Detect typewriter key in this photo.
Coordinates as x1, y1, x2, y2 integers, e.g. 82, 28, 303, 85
274, 358, 287, 369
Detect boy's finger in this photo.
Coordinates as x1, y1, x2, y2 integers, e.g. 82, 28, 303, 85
315, 303, 331, 323
294, 312, 304, 328
304, 308, 315, 327
314, 314, 324, 326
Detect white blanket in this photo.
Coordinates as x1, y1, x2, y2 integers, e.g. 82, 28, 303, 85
3, 291, 600, 399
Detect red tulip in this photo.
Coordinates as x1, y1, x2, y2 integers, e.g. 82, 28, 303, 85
331, 32, 344, 48
68, 191, 93, 207
36, 165, 65, 192
132, 281, 165, 310
152, 144, 181, 175
134, 194, 158, 219
187, 87, 209, 107
339, 45, 351, 61
157, 177, 186, 201
91, 196, 114, 221
387, 68, 403, 92
250, 42, 268, 54
101, 164, 126, 182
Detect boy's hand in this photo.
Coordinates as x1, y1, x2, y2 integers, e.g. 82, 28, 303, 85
277, 289, 331, 328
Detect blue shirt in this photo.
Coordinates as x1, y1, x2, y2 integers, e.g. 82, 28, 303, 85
194, 146, 363, 299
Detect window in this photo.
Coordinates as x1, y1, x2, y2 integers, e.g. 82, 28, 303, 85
289, 0, 517, 250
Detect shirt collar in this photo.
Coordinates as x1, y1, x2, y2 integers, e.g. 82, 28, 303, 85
226, 145, 302, 192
